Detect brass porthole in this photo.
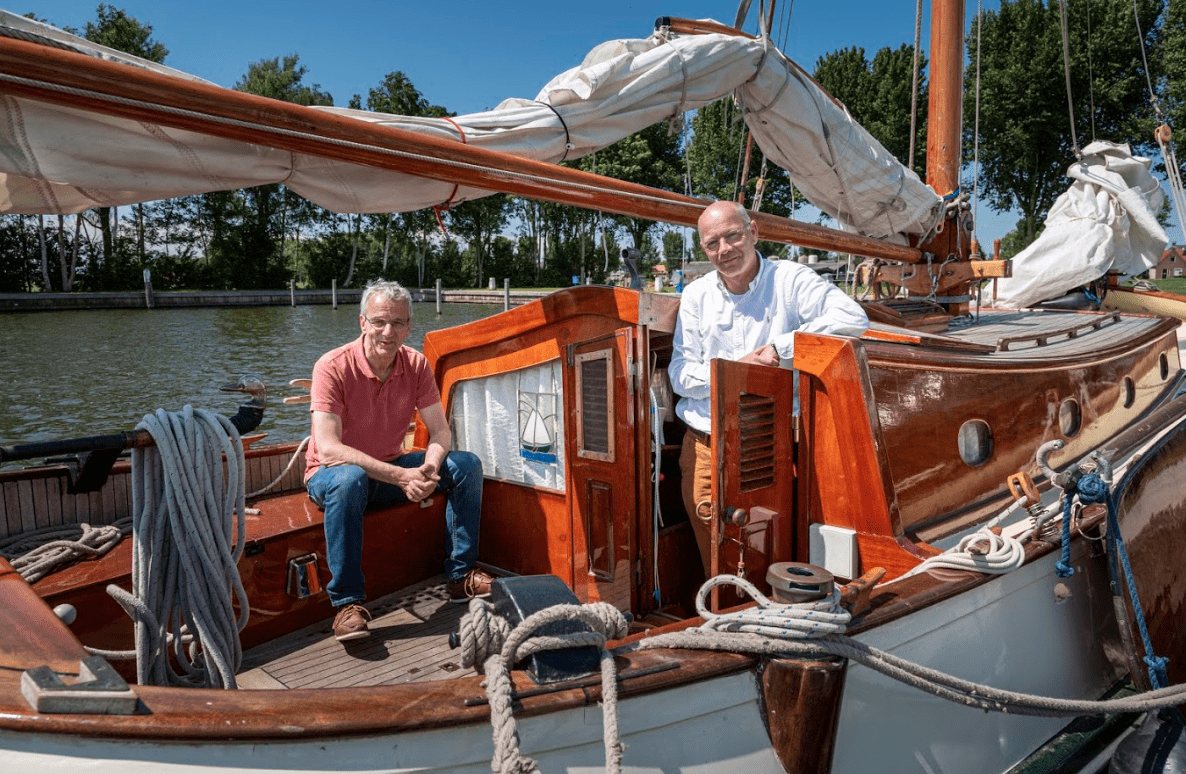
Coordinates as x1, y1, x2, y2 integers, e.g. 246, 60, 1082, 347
958, 419, 993, 467
1059, 398, 1081, 438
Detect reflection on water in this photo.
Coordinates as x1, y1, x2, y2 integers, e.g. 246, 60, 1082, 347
0, 302, 500, 463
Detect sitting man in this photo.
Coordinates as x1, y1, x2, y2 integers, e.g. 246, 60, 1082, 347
305, 279, 491, 642
668, 201, 869, 576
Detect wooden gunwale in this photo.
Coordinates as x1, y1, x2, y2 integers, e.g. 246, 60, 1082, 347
0, 36, 923, 265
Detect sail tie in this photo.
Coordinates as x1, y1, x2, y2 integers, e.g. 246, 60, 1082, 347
432, 116, 468, 234
533, 101, 573, 161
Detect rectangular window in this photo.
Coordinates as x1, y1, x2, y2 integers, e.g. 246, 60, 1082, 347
575, 350, 614, 462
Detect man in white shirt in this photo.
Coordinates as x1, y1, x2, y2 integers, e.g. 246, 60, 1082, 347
667, 201, 869, 575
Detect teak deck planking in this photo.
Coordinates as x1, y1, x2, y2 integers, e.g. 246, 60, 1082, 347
238, 575, 475, 690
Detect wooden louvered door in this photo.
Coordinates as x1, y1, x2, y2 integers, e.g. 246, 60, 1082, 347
709, 359, 796, 611
564, 328, 636, 610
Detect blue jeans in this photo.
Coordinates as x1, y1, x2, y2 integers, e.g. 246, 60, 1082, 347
306, 450, 483, 607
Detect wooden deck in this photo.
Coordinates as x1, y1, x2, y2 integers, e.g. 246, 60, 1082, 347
238, 575, 478, 690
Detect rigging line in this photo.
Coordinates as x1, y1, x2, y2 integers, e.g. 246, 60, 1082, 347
0, 71, 708, 221
973, 0, 983, 246
1058, 0, 1082, 159
908, 0, 922, 171
1130, 0, 1161, 119
1086, 0, 1096, 142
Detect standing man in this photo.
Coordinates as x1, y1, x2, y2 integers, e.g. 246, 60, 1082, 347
305, 279, 491, 643
668, 201, 869, 576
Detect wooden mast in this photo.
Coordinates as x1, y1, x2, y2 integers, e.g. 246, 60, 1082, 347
925, 0, 965, 197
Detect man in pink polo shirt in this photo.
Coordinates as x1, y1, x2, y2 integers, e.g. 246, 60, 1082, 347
305, 279, 491, 642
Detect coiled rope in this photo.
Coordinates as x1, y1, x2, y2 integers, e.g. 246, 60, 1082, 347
0, 517, 131, 583
456, 598, 629, 774
93, 406, 250, 690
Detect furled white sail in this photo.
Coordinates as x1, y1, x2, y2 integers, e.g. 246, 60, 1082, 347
990, 141, 1168, 309
0, 10, 943, 242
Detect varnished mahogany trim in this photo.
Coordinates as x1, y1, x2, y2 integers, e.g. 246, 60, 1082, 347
794, 333, 933, 578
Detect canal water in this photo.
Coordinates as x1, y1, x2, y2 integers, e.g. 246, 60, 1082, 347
0, 302, 501, 463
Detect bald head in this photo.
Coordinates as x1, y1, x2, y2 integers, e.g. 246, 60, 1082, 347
697, 201, 760, 293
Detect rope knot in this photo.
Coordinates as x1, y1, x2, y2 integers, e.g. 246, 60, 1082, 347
1075, 472, 1109, 504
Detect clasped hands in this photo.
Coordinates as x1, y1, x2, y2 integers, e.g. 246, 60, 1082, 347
739, 343, 780, 368
390, 461, 440, 503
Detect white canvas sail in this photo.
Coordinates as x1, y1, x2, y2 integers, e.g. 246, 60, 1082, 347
0, 11, 943, 243
990, 141, 1168, 309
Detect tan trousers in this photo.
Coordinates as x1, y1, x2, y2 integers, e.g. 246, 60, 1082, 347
679, 430, 714, 576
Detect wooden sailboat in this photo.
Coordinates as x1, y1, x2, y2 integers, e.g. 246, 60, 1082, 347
2, 3, 1186, 773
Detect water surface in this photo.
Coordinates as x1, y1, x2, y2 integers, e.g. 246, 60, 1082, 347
0, 302, 500, 461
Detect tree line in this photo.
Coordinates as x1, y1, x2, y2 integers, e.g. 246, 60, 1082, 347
0, 0, 1178, 294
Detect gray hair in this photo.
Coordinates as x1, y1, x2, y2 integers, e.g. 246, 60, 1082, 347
360, 279, 412, 316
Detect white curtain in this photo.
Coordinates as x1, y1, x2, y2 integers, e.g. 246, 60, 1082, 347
450, 361, 565, 491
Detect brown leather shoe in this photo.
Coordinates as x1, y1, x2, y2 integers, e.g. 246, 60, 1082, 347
332, 604, 371, 641
447, 568, 495, 603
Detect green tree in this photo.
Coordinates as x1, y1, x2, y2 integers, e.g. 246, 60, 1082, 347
206, 55, 335, 289
447, 194, 511, 288
966, 0, 1163, 247
360, 71, 451, 288
576, 123, 684, 254
813, 44, 928, 177
685, 100, 795, 219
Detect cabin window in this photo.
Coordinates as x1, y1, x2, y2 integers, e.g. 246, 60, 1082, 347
450, 361, 566, 490
1123, 376, 1135, 408
1161, 352, 1170, 380
1059, 399, 1081, 438
957, 419, 993, 467
575, 349, 614, 462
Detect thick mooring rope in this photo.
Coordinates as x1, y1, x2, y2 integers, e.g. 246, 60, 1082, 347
95, 406, 250, 689
457, 599, 629, 774
638, 576, 1186, 719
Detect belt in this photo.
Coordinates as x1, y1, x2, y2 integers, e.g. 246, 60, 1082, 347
686, 426, 710, 444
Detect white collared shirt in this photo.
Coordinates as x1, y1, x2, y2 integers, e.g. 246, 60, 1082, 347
668, 256, 868, 433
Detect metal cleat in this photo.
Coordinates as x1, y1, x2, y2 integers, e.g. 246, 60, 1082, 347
21, 655, 138, 715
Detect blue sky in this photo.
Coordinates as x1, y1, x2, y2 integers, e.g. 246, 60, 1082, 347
19, 0, 1159, 246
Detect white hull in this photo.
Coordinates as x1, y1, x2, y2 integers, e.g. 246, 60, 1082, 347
3, 541, 1118, 774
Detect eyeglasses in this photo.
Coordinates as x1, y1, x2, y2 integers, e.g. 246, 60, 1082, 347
701, 228, 750, 254
364, 315, 410, 331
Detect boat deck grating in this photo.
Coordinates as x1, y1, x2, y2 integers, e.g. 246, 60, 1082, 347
237, 575, 478, 690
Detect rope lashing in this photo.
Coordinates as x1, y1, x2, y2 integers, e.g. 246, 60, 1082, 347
96, 406, 249, 690
457, 598, 629, 774
905, 527, 1025, 578
432, 116, 468, 235
535, 101, 574, 161
1055, 472, 1110, 577
694, 574, 851, 638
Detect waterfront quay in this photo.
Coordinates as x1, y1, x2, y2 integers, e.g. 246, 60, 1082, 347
0, 286, 550, 312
